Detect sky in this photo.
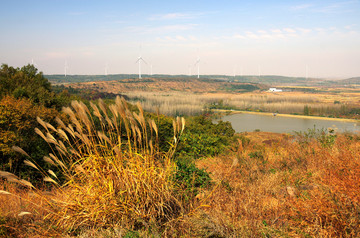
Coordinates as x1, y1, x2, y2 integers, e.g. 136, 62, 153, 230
0, 0, 359, 78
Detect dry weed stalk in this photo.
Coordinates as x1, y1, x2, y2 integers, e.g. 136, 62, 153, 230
0, 96, 185, 232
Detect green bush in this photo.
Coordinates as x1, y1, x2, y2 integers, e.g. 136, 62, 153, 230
174, 158, 212, 199
295, 126, 337, 147
177, 115, 235, 159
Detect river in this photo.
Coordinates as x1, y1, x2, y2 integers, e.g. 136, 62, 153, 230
220, 113, 360, 133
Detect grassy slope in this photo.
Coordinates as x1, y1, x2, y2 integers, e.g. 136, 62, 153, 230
58, 77, 265, 93
193, 131, 360, 237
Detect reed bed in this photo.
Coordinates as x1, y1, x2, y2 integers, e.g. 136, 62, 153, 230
124, 91, 343, 116
125, 91, 214, 116
0, 97, 186, 233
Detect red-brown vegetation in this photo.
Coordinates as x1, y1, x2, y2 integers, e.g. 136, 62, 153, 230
194, 132, 360, 237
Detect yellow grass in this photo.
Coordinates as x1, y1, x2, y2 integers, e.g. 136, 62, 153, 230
0, 97, 186, 234
123, 90, 360, 118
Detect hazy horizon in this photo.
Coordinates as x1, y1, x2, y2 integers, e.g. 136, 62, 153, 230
43, 73, 354, 80
1, 0, 360, 78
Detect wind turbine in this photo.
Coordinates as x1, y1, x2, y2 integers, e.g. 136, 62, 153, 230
64, 60, 69, 77
30, 58, 38, 69
306, 64, 309, 80
136, 53, 147, 79
31, 58, 38, 66
194, 56, 200, 79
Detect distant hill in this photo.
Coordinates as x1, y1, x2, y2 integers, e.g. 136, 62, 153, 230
45, 74, 331, 86
55, 77, 267, 93
337, 77, 360, 85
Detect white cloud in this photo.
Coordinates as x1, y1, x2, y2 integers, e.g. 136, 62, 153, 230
188, 35, 198, 41
260, 34, 273, 39
125, 24, 198, 34
271, 29, 282, 33
297, 28, 312, 33
159, 24, 198, 31
315, 27, 326, 33
149, 12, 203, 21
245, 31, 258, 39
176, 35, 187, 41
233, 34, 245, 39
283, 28, 296, 33
157, 35, 198, 42
291, 4, 313, 10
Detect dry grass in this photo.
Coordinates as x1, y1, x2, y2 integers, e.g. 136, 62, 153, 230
193, 132, 360, 237
0, 181, 62, 237
124, 91, 358, 117
0, 97, 186, 235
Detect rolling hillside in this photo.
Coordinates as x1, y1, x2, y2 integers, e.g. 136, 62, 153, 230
56, 77, 266, 93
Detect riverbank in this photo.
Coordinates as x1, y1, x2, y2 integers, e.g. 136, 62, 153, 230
213, 109, 359, 123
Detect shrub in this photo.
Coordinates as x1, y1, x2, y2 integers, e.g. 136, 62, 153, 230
174, 158, 212, 200
177, 116, 235, 159
295, 126, 337, 147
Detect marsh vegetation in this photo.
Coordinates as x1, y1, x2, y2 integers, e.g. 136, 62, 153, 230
124, 90, 360, 119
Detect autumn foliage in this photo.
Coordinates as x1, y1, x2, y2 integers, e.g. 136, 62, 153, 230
194, 132, 360, 237
0, 95, 63, 176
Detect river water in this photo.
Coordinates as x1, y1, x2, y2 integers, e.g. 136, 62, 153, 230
220, 113, 360, 133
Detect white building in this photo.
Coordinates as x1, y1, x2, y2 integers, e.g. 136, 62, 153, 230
268, 88, 283, 92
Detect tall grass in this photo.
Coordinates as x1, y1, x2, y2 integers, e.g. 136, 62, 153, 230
124, 91, 345, 116
0, 96, 185, 233
125, 91, 211, 116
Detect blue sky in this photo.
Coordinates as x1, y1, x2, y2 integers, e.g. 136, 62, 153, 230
1, 0, 359, 78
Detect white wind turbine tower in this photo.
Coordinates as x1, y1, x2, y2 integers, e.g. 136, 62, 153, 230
64, 60, 69, 77
194, 56, 200, 79
306, 64, 309, 80
31, 58, 38, 69
136, 52, 147, 79
31, 58, 38, 66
